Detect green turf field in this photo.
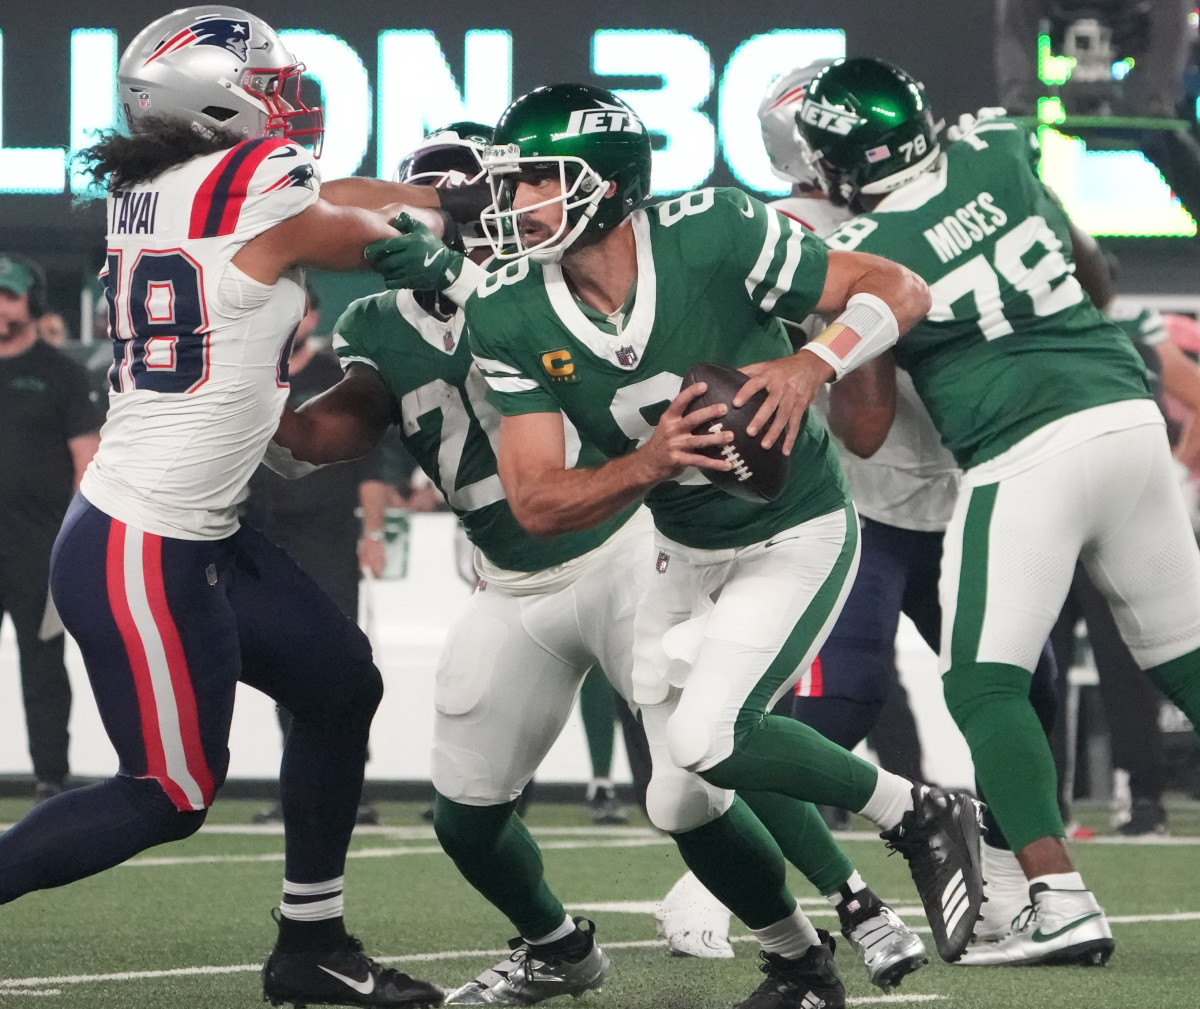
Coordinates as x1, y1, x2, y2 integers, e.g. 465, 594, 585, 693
0, 797, 1196, 1008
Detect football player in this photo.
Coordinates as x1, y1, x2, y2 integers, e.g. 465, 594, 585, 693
275, 126, 928, 1005
429, 82, 990, 1008
0, 8, 459, 1008
797, 57, 1200, 967
760, 68, 1068, 941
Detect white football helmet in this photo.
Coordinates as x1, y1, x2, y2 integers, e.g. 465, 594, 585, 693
757, 59, 837, 186
117, 5, 324, 154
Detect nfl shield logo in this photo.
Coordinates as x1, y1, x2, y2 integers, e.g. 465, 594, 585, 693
137, 91, 152, 109
443, 331, 455, 351
615, 345, 638, 367
655, 551, 670, 574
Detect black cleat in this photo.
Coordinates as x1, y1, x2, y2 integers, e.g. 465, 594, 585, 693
733, 930, 845, 1009
879, 784, 985, 964
262, 935, 443, 1008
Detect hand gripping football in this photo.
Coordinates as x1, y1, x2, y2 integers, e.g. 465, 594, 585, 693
681, 362, 790, 503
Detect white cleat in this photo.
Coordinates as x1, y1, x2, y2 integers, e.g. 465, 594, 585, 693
654, 871, 734, 959
956, 886, 1115, 967
974, 843, 1029, 943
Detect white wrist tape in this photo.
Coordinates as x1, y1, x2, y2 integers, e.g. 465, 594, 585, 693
799, 291, 900, 381
442, 257, 487, 308
262, 439, 324, 479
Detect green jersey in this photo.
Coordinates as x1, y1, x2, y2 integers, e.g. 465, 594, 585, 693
332, 290, 635, 572
466, 187, 848, 550
824, 119, 1152, 470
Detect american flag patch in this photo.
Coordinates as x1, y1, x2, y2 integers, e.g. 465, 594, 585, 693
865, 144, 891, 163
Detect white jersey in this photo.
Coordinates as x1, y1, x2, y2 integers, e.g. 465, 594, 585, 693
771, 193, 960, 532
82, 137, 320, 540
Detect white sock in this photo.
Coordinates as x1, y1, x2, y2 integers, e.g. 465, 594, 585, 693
751, 906, 820, 960
858, 771, 915, 831
280, 876, 345, 922
525, 914, 574, 947
586, 778, 613, 801
824, 869, 866, 905
1030, 871, 1086, 892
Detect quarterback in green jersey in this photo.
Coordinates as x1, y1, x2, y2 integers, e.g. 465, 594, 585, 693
800, 57, 1200, 968
272, 129, 926, 1008
458, 82, 994, 987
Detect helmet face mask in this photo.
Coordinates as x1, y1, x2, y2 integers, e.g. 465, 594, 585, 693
480, 84, 651, 264
118, 6, 324, 156
398, 122, 493, 250
795, 58, 941, 210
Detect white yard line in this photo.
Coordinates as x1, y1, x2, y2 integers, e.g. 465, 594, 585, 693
0, 912, 1193, 993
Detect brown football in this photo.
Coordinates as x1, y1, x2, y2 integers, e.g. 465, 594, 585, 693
681, 362, 790, 503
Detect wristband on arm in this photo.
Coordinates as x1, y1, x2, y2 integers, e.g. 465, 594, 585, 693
799, 292, 900, 381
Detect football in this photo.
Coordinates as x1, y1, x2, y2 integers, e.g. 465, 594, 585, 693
681, 362, 790, 503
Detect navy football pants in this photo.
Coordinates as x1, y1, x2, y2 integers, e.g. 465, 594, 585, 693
0, 494, 381, 903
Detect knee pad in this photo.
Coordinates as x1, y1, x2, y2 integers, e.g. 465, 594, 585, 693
644, 767, 734, 834
665, 707, 715, 772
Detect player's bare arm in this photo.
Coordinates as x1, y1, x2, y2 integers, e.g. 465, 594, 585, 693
498, 387, 732, 537
828, 353, 898, 458
273, 365, 394, 466
232, 198, 408, 283
735, 250, 930, 455
319, 177, 442, 211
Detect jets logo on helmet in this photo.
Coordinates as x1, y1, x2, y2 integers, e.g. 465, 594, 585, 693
145, 16, 254, 65
757, 59, 838, 186
795, 57, 941, 211
480, 83, 651, 264
797, 96, 863, 137
562, 103, 644, 137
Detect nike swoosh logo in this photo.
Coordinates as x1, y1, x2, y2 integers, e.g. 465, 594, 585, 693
764, 535, 801, 548
318, 965, 376, 994
1031, 912, 1103, 943
424, 249, 444, 266
268, 147, 298, 159
739, 193, 756, 218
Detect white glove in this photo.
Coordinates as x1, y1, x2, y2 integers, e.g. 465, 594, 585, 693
946, 106, 1008, 142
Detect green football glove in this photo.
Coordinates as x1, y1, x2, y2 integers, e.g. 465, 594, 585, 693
364, 212, 466, 292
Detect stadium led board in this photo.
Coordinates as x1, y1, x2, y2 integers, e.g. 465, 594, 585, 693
0, 4, 1193, 240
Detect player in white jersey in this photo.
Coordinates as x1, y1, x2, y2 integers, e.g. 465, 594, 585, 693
0, 9, 450, 1008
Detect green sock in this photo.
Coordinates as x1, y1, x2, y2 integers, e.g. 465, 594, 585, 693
433, 793, 565, 939
699, 713, 879, 811
740, 789, 854, 896
578, 668, 616, 780
670, 796, 796, 929
943, 662, 1064, 852
1147, 647, 1200, 734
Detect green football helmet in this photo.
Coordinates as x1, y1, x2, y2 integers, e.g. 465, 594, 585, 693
795, 58, 941, 210
480, 83, 652, 262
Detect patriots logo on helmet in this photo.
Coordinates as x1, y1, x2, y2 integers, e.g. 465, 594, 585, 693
145, 16, 253, 65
